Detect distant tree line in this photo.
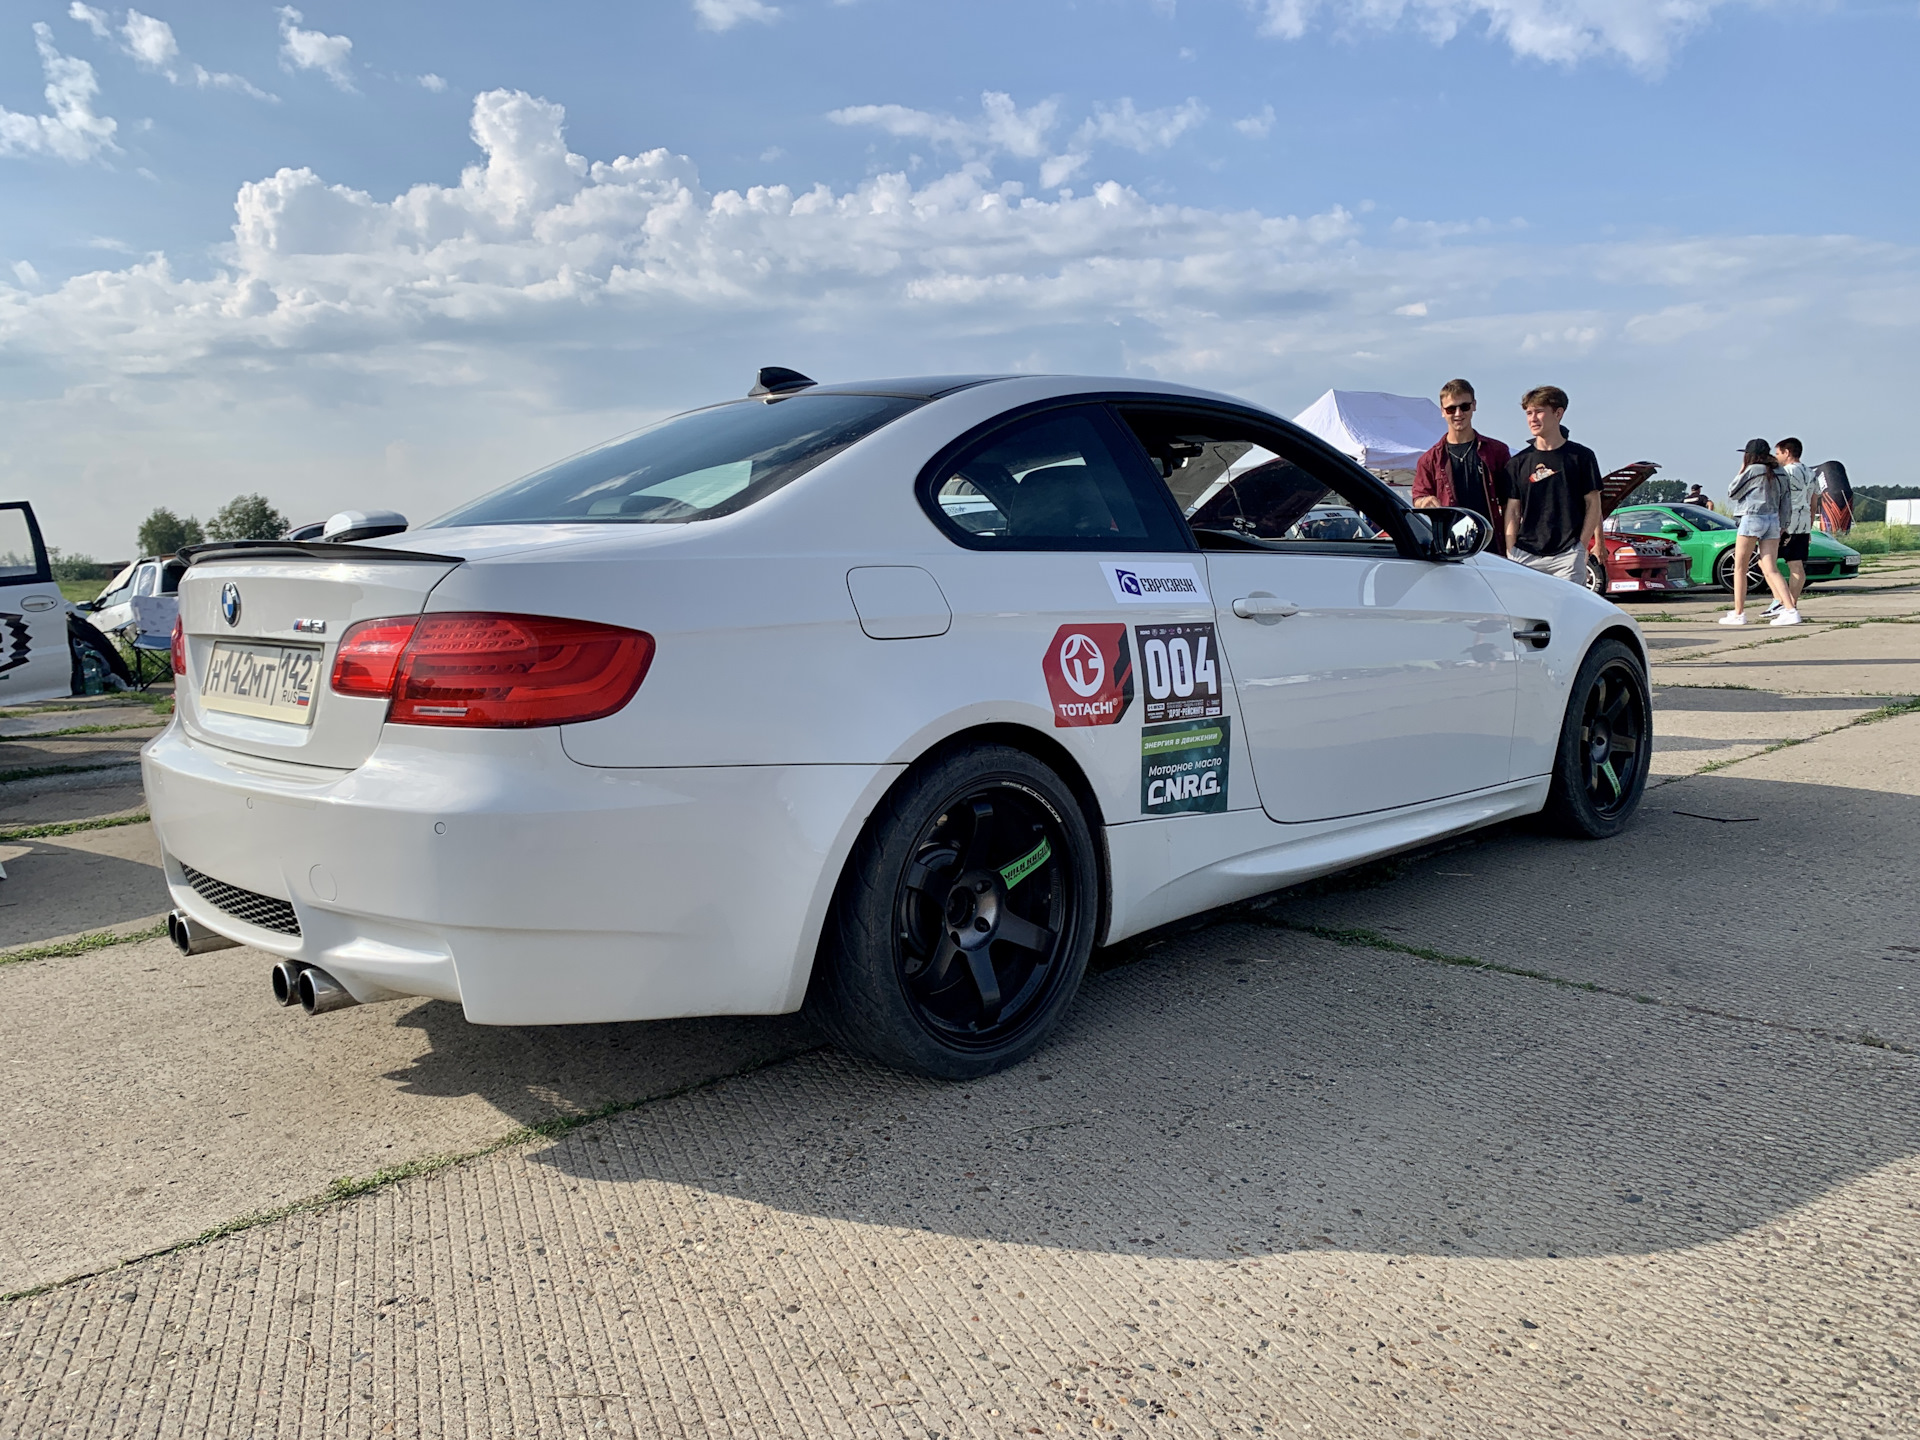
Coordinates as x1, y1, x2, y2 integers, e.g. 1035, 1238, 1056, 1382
136, 495, 290, 556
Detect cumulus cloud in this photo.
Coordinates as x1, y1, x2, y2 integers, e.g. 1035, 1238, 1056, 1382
419, 73, 447, 92
1078, 97, 1207, 154
2, 86, 1911, 554
69, 5, 275, 98
1234, 104, 1276, 139
1245, 0, 1782, 71
833, 91, 1206, 189
0, 23, 117, 163
830, 92, 1060, 161
67, 3, 110, 39
693, 0, 780, 30
277, 6, 353, 90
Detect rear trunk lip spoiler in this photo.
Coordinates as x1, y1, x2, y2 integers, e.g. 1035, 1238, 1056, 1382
179, 540, 464, 566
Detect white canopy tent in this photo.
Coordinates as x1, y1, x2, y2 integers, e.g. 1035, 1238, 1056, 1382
1290, 389, 1445, 480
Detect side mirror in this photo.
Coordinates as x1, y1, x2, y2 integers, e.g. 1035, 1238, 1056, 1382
1659, 521, 1689, 537
1411, 506, 1493, 561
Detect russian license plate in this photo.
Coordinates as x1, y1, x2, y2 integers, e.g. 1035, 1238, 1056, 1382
201, 641, 322, 725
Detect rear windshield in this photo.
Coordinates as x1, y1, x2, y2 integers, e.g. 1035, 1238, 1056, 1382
428, 394, 923, 528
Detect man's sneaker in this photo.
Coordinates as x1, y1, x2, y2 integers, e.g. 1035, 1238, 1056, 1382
1770, 608, 1803, 626
1718, 611, 1749, 626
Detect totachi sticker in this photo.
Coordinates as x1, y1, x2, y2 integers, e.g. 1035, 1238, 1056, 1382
1141, 717, 1230, 816
1136, 622, 1222, 724
1043, 624, 1134, 727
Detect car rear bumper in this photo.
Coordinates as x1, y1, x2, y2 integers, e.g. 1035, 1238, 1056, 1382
143, 725, 899, 1023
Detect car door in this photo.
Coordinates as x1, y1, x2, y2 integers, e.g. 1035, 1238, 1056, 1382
920, 402, 1232, 820
0, 502, 77, 705
1116, 405, 1518, 824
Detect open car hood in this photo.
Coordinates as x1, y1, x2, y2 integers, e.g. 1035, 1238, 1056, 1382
1599, 461, 1660, 520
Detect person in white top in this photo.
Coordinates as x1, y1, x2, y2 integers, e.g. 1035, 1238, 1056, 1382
1770, 437, 1817, 614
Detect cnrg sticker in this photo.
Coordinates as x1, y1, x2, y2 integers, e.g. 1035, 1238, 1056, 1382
1141, 717, 1230, 816
1043, 624, 1135, 728
1100, 561, 1210, 606
1137, 622, 1222, 724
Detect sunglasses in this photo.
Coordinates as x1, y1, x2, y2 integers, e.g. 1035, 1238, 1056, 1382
1442, 402, 1474, 414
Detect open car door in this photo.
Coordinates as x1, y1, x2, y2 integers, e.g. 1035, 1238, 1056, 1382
0, 502, 81, 705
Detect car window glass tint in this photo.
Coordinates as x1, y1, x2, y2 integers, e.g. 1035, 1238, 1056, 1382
1609, 511, 1666, 535
1674, 504, 1735, 531
133, 564, 159, 597
931, 408, 1183, 550
429, 394, 923, 528
0, 508, 39, 580
1119, 408, 1395, 546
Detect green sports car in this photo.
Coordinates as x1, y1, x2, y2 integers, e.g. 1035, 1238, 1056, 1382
1608, 503, 1863, 591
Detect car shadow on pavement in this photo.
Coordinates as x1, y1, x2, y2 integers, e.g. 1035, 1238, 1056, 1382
513, 909, 1918, 1266
377, 1000, 820, 1120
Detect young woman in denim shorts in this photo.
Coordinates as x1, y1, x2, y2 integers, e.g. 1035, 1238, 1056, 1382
1720, 437, 1799, 626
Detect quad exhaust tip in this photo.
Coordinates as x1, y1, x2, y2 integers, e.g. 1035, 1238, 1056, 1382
294, 965, 359, 1016
168, 909, 240, 956
270, 959, 306, 1007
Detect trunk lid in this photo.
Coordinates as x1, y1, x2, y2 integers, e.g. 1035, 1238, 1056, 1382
1599, 461, 1660, 520
176, 548, 463, 770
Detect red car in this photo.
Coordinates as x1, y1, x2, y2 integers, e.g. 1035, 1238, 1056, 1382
1587, 461, 1692, 598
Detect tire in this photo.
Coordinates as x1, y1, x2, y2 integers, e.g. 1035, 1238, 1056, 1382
67, 615, 132, 695
805, 743, 1100, 1080
1584, 555, 1607, 595
1541, 638, 1652, 839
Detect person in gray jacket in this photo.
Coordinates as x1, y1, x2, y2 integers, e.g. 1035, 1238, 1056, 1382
1770, 436, 1816, 613
1720, 438, 1798, 626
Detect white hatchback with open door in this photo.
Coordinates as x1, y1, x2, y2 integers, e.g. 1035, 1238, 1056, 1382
0, 502, 78, 706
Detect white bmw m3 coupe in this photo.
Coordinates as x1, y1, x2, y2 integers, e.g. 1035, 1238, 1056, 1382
144, 370, 1652, 1078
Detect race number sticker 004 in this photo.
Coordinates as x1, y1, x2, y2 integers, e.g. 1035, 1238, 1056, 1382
1042, 623, 1134, 728
1140, 717, 1230, 816
1136, 622, 1221, 724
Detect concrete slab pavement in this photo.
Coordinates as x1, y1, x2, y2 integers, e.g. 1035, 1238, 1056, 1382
3, 927, 1912, 1438
0, 931, 817, 1295
1654, 619, 1920, 694
1647, 685, 1884, 777
0, 822, 167, 948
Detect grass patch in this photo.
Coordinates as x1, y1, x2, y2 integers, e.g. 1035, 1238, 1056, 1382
0, 922, 167, 968
1841, 523, 1920, 555
0, 811, 148, 842
0, 760, 139, 785
0, 1041, 820, 1303
57, 580, 100, 605
1859, 695, 1920, 725
8, 721, 164, 740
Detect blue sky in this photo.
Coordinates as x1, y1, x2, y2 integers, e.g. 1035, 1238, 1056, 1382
2, 0, 1917, 556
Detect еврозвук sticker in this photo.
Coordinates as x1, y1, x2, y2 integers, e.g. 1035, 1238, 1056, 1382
1141, 717, 1229, 815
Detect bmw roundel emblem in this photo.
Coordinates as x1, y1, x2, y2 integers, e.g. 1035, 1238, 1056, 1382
220, 582, 242, 627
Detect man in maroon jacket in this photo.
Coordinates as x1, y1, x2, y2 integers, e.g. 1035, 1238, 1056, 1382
1412, 378, 1509, 556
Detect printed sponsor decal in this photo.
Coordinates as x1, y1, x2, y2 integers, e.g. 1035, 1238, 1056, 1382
1136, 622, 1222, 724
1140, 717, 1230, 817
999, 837, 1052, 890
1100, 561, 1210, 606
1042, 623, 1134, 728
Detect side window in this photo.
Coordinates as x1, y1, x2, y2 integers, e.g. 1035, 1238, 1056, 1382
133, 564, 160, 597
0, 504, 49, 583
1119, 407, 1399, 549
925, 405, 1189, 551
1609, 511, 1665, 536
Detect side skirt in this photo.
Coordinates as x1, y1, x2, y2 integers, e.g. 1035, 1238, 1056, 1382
1102, 778, 1551, 945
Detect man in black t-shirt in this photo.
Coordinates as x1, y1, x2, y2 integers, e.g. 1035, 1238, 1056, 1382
1499, 385, 1604, 583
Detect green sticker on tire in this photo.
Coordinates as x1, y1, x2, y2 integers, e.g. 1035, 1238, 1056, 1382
999, 837, 1053, 889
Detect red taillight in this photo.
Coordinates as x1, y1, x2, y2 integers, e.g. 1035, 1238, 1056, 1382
170, 615, 186, 676
331, 618, 419, 698
331, 612, 654, 728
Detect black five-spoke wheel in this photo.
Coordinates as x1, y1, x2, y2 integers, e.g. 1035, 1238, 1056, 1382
808, 744, 1098, 1079
1544, 638, 1651, 838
